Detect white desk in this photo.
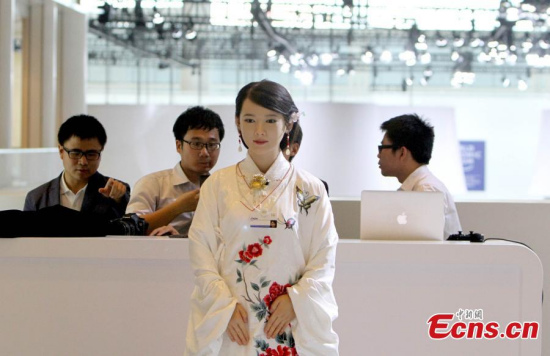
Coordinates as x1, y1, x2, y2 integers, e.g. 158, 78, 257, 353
0, 239, 542, 356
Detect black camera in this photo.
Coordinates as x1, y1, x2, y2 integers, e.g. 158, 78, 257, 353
109, 213, 149, 236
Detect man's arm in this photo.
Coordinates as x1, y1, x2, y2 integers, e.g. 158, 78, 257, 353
140, 188, 199, 234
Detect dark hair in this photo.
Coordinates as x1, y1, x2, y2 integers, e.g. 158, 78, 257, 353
380, 114, 434, 164
173, 106, 225, 141
235, 80, 299, 124
58, 114, 107, 147
279, 120, 303, 162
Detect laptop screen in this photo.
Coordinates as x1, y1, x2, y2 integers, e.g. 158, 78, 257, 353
360, 190, 445, 241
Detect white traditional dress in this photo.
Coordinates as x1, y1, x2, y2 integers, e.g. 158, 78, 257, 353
186, 152, 339, 356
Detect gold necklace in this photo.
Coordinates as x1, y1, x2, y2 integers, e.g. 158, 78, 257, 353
236, 162, 293, 212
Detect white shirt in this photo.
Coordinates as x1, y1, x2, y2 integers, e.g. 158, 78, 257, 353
126, 163, 197, 236
59, 171, 87, 211
399, 165, 462, 239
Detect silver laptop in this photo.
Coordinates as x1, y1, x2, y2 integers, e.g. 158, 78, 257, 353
360, 190, 445, 241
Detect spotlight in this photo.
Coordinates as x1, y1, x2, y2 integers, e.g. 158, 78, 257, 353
299, 70, 314, 86
451, 51, 460, 61
423, 66, 433, 78
420, 52, 431, 64
435, 31, 448, 47
361, 48, 374, 64
185, 28, 197, 41
171, 27, 183, 40
453, 33, 465, 48
320, 53, 334, 66
380, 50, 393, 63
289, 53, 303, 66
280, 62, 290, 73
306, 53, 320, 67
518, 78, 528, 91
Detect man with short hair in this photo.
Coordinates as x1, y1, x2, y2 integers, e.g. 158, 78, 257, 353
126, 106, 225, 237
377, 113, 461, 238
24, 114, 130, 220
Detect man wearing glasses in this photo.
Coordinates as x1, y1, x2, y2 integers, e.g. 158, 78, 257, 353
377, 113, 461, 239
24, 115, 130, 220
126, 106, 224, 237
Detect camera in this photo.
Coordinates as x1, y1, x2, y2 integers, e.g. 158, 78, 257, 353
109, 213, 149, 236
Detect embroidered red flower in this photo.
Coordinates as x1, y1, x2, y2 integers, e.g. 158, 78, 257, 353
261, 345, 296, 356
247, 243, 263, 258
263, 281, 292, 309
263, 236, 272, 245
239, 250, 252, 263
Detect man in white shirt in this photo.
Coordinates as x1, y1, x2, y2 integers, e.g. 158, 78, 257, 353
24, 115, 129, 220
377, 114, 461, 239
126, 106, 225, 237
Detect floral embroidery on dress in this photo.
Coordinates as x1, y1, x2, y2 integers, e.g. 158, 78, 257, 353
235, 234, 300, 355
278, 215, 296, 230
296, 186, 319, 215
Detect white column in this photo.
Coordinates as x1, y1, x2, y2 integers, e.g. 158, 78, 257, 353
0, 0, 15, 148
60, 6, 87, 119
28, 3, 43, 147
42, 0, 58, 147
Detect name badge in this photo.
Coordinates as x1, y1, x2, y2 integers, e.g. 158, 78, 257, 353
250, 211, 278, 229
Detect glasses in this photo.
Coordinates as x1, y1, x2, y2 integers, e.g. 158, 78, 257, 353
378, 144, 399, 153
182, 140, 221, 152
63, 147, 102, 161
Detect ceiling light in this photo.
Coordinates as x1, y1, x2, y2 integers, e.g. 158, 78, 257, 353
306, 53, 319, 67
423, 66, 433, 78
336, 68, 346, 76
280, 62, 290, 73
451, 51, 460, 61
518, 78, 528, 91
501, 76, 510, 88
171, 28, 183, 40
415, 42, 428, 51
380, 50, 392, 63
435, 31, 448, 47
299, 70, 314, 86
185, 28, 197, 41
420, 52, 431, 64
267, 49, 277, 58
361, 49, 374, 64
320, 53, 334, 66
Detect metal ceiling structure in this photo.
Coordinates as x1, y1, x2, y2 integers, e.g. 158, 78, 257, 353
85, 0, 550, 90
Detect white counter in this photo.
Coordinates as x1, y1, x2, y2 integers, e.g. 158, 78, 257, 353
0, 238, 542, 355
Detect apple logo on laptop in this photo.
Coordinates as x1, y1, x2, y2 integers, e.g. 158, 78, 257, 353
397, 212, 407, 225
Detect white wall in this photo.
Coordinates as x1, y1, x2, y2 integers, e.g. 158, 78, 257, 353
89, 90, 550, 200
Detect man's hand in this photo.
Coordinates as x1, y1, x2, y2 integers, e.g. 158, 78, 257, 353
176, 188, 200, 213
227, 303, 249, 345
264, 294, 296, 339
99, 178, 127, 203
149, 225, 179, 237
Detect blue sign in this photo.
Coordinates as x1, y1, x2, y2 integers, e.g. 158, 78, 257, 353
460, 141, 485, 191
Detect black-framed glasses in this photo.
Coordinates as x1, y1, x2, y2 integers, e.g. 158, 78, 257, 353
378, 144, 399, 153
63, 147, 102, 161
182, 140, 221, 152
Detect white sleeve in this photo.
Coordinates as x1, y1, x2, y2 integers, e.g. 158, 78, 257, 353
185, 174, 237, 355
125, 175, 158, 215
287, 181, 339, 355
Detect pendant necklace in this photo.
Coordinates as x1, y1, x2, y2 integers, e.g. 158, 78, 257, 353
236, 162, 293, 213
